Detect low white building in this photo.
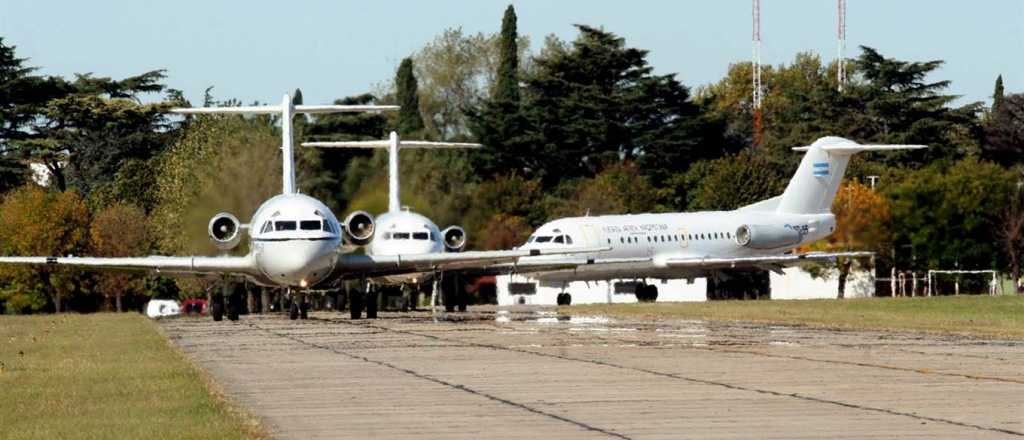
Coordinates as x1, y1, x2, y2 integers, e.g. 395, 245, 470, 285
496, 267, 875, 305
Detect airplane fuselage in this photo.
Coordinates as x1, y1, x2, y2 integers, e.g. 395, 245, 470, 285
365, 210, 446, 284
518, 210, 835, 283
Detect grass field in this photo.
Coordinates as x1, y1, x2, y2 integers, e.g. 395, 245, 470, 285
565, 295, 1024, 338
0, 313, 265, 440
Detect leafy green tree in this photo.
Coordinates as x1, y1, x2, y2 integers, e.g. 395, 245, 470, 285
0, 186, 90, 313
983, 93, 1024, 166
685, 151, 788, 211
495, 5, 520, 105
885, 158, 1016, 271
474, 26, 713, 186
993, 75, 1005, 111
395, 58, 425, 134
299, 93, 390, 212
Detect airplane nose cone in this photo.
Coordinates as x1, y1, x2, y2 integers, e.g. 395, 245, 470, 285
258, 241, 335, 287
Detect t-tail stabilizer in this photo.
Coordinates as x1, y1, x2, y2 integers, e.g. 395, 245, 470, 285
772, 136, 926, 215
170, 95, 399, 195
302, 132, 481, 213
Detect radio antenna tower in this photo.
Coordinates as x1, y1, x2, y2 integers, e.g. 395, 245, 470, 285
837, 0, 847, 92
752, 0, 764, 147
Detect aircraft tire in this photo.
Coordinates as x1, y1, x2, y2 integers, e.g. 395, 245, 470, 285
211, 300, 224, 321
349, 291, 363, 320
648, 286, 658, 303
457, 289, 468, 313
227, 290, 241, 321
289, 303, 299, 320
299, 302, 309, 320
555, 293, 565, 305
563, 293, 572, 306
634, 284, 648, 303
366, 289, 378, 319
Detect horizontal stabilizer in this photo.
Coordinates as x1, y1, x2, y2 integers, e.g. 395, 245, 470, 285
170, 105, 398, 115
303, 140, 482, 149
792, 144, 928, 153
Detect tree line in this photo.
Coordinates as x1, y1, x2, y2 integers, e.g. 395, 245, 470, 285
0, 5, 1021, 313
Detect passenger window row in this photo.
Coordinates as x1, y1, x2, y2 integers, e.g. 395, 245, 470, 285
615, 231, 734, 244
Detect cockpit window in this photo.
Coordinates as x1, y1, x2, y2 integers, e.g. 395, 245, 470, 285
535, 236, 553, 243
553, 236, 564, 244
565, 236, 574, 245
413, 232, 429, 240
393, 232, 410, 239
275, 221, 297, 231
322, 221, 334, 233
382, 232, 392, 240
260, 221, 272, 234
300, 220, 321, 231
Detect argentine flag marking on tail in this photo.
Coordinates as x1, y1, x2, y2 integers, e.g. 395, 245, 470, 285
812, 162, 830, 177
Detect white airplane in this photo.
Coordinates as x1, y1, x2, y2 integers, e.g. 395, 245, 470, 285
303, 132, 484, 318
0, 93, 597, 320
512, 137, 926, 304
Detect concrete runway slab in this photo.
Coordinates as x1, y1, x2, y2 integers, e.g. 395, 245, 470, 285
161, 308, 1024, 439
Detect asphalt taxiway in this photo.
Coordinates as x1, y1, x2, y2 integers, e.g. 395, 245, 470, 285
160, 307, 1024, 439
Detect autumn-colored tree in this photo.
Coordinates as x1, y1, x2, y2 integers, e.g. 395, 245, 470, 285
999, 186, 1024, 293
476, 213, 531, 250
90, 202, 150, 311
0, 186, 90, 313
812, 181, 893, 298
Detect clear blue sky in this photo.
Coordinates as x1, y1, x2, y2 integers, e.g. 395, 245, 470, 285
2, 0, 1021, 107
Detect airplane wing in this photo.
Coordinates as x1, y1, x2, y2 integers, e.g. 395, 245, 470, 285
0, 255, 258, 276
662, 251, 873, 273
335, 247, 609, 278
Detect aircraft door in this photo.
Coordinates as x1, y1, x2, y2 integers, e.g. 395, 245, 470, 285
580, 224, 600, 260
678, 228, 689, 248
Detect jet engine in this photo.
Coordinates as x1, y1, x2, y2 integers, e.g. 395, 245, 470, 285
208, 212, 242, 250
441, 226, 467, 252
734, 224, 802, 250
343, 211, 375, 245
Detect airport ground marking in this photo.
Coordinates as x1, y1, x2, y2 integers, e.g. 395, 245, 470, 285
326, 316, 1024, 437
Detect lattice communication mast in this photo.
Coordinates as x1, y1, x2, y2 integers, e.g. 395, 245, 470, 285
752, 0, 764, 147
837, 0, 847, 92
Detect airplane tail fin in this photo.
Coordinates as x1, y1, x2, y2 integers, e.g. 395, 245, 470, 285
171, 97, 398, 195
774, 136, 926, 215
302, 132, 481, 213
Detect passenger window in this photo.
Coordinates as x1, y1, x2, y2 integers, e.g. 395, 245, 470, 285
275, 221, 297, 231
727, 232, 731, 239
620, 237, 624, 244
393, 232, 410, 239
553, 236, 564, 244
300, 220, 321, 230
413, 232, 429, 240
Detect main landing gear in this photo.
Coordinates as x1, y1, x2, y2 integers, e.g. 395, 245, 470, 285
349, 283, 379, 320
634, 282, 659, 303
288, 289, 310, 320
212, 280, 244, 321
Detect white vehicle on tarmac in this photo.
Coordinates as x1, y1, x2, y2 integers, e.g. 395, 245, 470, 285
513, 137, 925, 304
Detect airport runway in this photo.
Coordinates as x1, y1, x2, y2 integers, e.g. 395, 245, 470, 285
161, 307, 1024, 439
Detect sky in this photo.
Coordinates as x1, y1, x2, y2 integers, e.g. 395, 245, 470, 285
2, 0, 1021, 107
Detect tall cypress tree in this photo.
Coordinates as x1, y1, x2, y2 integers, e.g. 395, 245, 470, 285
495, 5, 520, 104
993, 74, 1005, 111
395, 58, 424, 133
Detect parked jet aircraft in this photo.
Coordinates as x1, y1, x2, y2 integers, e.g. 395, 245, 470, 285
303, 132, 483, 318
512, 137, 925, 304
0, 93, 596, 320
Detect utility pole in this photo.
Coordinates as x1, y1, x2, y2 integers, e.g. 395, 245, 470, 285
752, 0, 764, 147
837, 0, 847, 92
